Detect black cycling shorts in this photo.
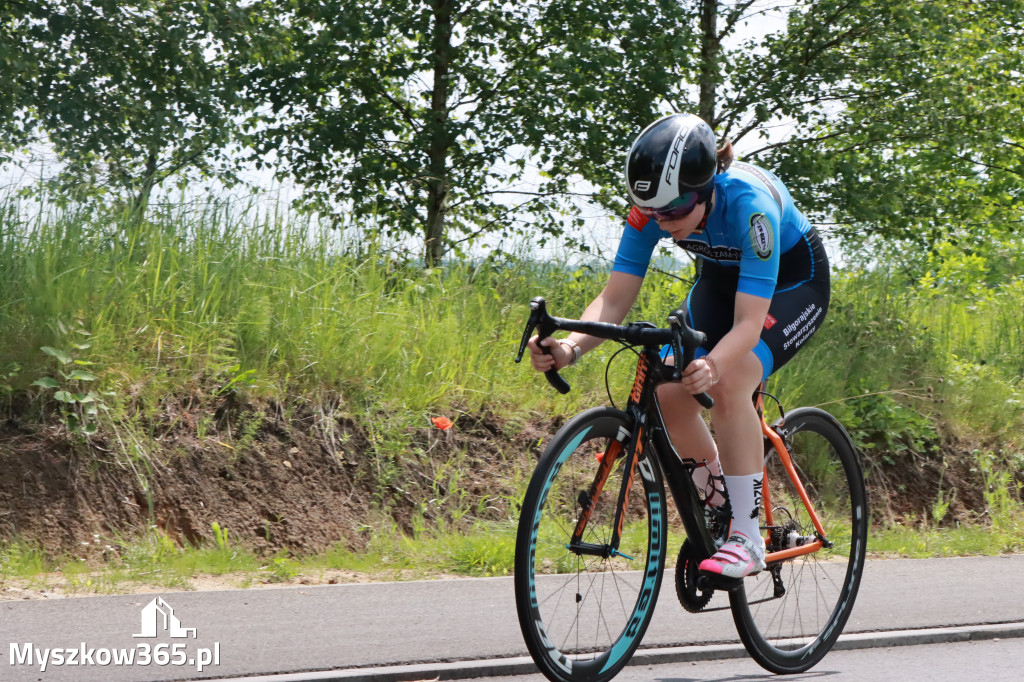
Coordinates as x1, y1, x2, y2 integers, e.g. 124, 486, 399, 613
687, 228, 830, 380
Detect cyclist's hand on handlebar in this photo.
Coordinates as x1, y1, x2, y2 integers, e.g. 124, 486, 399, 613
682, 358, 716, 395
527, 335, 573, 372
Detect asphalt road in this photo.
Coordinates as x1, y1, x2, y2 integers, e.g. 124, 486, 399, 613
1, 555, 1022, 681
471, 637, 1024, 682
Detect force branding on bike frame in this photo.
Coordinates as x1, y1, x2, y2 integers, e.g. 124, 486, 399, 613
8, 597, 221, 674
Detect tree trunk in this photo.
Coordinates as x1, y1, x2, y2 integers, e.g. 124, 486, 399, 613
424, 0, 453, 268
129, 150, 160, 221
698, 0, 720, 128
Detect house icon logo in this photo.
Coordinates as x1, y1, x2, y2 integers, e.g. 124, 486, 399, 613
133, 597, 198, 639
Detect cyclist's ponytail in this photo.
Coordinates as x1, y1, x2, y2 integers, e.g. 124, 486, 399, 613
717, 139, 734, 173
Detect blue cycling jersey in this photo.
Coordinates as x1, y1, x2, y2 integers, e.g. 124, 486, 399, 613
612, 162, 813, 299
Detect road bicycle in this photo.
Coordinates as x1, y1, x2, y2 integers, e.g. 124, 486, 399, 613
513, 297, 867, 681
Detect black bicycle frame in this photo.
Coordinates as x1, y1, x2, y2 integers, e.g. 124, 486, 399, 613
515, 297, 719, 561
625, 348, 720, 559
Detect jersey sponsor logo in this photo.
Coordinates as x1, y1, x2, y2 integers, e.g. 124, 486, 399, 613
627, 206, 648, 231
749, 213, 774, 260
675, 239, 742, 261
763, 313, 777, 330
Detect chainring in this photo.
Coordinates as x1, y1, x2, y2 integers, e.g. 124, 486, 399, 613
675, 539, 715, 613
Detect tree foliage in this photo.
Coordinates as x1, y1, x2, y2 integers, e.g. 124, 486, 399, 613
2, 1, 1022, 265
696, 0, 1024, 251
0, 3, 43, 159
243, 0, 697, 266
539, 0, 1023, 257
4, 1, 250, 211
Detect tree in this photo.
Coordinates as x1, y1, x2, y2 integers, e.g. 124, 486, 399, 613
6, 1, 251, 213
693, 0, 1024, 251
244, 0, 697, 267
7, 1, 1018, 262
246, 0, 1023, 266
0, 3, 44, 161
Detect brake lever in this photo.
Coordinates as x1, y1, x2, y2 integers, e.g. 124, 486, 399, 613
668, 309, 714, 409
515, 297, 570, 395
669, 321, 685, 383
514, 301, 541, 364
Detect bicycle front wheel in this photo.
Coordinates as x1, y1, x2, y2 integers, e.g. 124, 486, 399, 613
515, 407, 667, 682
731, 407, 868, 674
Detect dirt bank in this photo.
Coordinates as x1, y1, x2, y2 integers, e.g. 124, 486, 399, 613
0, 398, 1000, 560
0, 398, 546, 558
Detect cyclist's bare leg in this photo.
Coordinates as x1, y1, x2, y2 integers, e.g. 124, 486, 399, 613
702, 350, 767, 568
656, 367, 718, 464
707, 350, 764, 477
657, 351, 763, 475
657, 378, 727, 510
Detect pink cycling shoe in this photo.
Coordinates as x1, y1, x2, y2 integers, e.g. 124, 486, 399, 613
698, 532, 766, 580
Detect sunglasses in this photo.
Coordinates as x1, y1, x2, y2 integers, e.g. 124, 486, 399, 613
634, 191, 703, 221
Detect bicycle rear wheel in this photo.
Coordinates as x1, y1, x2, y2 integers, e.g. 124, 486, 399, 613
730, 407, 868, 674
515, 407, 667, 682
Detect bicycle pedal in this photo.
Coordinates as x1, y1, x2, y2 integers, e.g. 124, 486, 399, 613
696, 573, 743, 593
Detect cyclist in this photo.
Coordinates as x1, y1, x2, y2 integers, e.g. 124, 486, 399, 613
527, 113, 830, 581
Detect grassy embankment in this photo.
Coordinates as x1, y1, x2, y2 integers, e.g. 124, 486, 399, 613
0, 199, 1022, 592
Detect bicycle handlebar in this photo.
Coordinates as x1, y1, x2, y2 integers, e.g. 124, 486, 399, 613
514, 297, 714, 409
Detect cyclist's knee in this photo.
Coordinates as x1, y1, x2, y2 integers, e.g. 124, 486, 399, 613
709, 354, 763, 414
658, 381, 704, 416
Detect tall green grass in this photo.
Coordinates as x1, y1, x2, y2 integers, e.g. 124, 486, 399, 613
0, 200, 591, 420
3, 196, 1023, 447
765, 266, 1024, 449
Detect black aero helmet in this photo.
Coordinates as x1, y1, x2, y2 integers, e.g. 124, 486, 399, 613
625, 113, 717, 218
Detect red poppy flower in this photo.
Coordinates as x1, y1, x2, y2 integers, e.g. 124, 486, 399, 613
431, 416, 454, 431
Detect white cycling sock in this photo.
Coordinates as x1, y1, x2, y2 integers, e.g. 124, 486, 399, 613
692, 455, 726, 506
724, 473, 764, 547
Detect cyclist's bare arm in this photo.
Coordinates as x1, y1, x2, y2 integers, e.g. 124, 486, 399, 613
527, 271, 644, 372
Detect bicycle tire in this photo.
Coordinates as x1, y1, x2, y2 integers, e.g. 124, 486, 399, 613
515, 407, 667, 682
730, 407, 868, 674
